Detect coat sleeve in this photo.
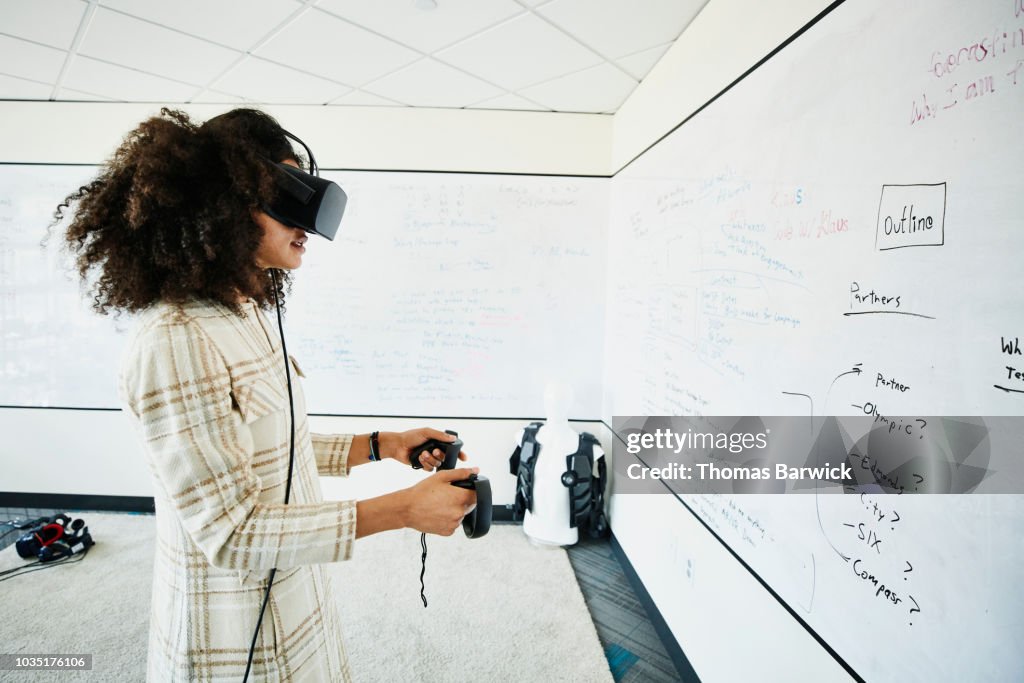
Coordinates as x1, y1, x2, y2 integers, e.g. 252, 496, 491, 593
119, 316, 357, 573
310, 433, 355, 477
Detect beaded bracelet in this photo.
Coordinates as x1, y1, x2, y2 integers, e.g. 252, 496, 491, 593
369, 431, 381, 462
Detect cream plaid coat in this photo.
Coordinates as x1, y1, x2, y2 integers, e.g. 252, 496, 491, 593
118, 297, 357, 682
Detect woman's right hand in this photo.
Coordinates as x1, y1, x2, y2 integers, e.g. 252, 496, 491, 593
402, 467, 479, 536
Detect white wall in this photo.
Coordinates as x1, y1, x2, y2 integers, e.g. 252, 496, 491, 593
612, 0, 834, 172
612, 494, 852, 682
0, 409, 604, 509
0, 101, 612, 175
607, 2, 853, 680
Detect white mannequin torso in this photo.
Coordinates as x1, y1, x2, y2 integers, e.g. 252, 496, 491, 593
514, 382, 604, 547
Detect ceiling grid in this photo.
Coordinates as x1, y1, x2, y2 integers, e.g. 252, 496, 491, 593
0, 0, 708, 114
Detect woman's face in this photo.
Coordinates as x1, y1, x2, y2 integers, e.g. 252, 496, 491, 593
253, 158, 308, 271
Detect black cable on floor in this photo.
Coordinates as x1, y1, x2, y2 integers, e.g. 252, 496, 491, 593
0, 545, 90, 583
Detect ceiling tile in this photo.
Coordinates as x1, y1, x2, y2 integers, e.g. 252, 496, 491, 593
78, 8, 241, 86
0, 35, 67, 84
469, 92, 546, 111
315, 0, 524, 53
255, 8, 418, 87
214, 56, 350, 104
0, 0, 86, 50
0, 73, 53, 100
329, 90, 404, 107
435, 13, 602, 91
60, 87, 117, 101
537, 0, 705, 59
362, 58, 503, 108
61, 56, 201, 102
616, 42, 672, 80
98, 0, 298, 51
0, 0, 694, 111
190, 89, 250, 104
518, 62, 636, 113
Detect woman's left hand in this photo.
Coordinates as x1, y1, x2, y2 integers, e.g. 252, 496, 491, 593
384, 428, 469, 471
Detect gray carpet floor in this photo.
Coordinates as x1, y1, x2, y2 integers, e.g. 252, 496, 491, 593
0, 511, 613, 682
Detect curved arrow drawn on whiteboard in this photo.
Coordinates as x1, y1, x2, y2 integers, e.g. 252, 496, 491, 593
829, 363, 863, 392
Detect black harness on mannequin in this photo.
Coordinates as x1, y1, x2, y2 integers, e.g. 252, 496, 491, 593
509, 424, 610, 539
562, 432, 609, 539
510, 422, 544, 519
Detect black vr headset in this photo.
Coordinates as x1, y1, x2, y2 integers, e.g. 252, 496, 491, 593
262, 129, 347, 241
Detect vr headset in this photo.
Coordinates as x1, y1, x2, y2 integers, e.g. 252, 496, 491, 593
262, 129, 347, 241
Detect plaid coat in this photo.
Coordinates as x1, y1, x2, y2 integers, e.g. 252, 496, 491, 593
118, 297, 357, 682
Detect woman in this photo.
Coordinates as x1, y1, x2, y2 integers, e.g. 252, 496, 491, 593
50, 107, 478, 681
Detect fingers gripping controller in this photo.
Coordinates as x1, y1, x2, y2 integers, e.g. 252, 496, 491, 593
450, 474, 491, 539
410, 430, 491, 539
409, 430, 463, 470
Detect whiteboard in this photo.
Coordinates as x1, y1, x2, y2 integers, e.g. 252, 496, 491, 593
605, 0, 1024, 680
0, 166, 607, 417
0, 165, 130, 408
289, 171, 607, 417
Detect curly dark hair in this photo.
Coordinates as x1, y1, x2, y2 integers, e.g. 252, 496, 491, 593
45, 107, 308, 318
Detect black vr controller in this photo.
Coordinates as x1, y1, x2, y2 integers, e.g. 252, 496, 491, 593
410, 430, 491, 539
451, 474, 491, 539
409, 429, 463, 470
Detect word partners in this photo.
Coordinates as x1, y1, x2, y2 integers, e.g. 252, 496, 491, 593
849, 281, 900, 309
845, 282, 933, 320
875, 184, 945, 250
